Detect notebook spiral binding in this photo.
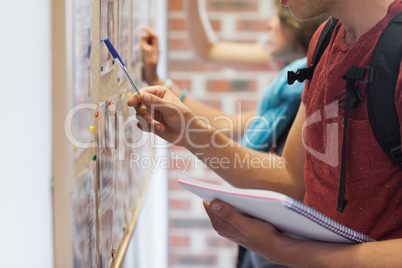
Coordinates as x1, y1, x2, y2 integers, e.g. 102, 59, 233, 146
284, 198, 376, 243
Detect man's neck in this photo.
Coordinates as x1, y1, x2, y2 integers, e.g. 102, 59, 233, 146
331, 0, 394, 45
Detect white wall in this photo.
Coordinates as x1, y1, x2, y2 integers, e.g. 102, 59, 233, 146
0, 1, 53, 267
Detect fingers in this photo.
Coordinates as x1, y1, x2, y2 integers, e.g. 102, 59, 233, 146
204, 200, 240, 236
127, 86, 168, 106
141, 26, 159, 50
140, 91, 165, 107
141, 26, 158, 43
127, 93, 141, 107
204, 199, 262, 240
135, 102, 152, 124
136, 119, 165, 134
140, 86, 172, 100
127, 86, 182, 124
127, 87, 170, 132
127, 93, 152, 126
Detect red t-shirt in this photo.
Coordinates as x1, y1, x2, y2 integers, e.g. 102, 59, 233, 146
302, 0, 402, 240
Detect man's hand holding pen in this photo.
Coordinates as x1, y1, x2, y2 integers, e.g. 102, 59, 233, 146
127, 86, 202, 148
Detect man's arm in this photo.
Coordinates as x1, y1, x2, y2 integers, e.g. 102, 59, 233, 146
185, 0, 270, 69
184, 102, 307, 200
128, 87, 306, 200
181, 97, 255, 139
204, 199, 402, 267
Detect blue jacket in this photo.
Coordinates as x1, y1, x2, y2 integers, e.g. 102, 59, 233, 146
241, 57, 306, 151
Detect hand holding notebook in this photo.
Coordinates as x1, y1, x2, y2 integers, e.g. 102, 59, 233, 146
178, 178, 375, 244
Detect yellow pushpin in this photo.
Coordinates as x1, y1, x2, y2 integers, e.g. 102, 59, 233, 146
121, 93, 125, 100
128, 92, 132, 98
123, 224, 127, 232
131, 207, 136, 212
90, 126, 95, 133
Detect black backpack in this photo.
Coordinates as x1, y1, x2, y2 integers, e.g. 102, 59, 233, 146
288, 12, 402, 212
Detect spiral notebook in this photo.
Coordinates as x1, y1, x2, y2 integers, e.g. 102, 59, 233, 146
178, 178, 375, 244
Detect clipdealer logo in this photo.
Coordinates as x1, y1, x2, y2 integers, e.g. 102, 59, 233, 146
302, 102, 340, 167
64, 101, 341, 167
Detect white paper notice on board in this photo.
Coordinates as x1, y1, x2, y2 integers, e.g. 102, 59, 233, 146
118, 0, 130, 85
71, 163, 97, 268
131, 0, 141, 68
100, 0, 115, 76
72, 0, 93, 157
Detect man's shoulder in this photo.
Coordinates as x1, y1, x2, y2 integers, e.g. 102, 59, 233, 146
306, 20, 329, 66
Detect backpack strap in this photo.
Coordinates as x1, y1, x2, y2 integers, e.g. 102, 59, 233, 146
337, 67, 364, 212
337, 11, 402, 213
367, 11, 402, 167
288, 17, 339, 85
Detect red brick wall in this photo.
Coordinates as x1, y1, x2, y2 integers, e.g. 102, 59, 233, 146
167, 0, 278, 267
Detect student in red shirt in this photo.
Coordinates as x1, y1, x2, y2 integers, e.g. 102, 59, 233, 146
128, 0, 402, 266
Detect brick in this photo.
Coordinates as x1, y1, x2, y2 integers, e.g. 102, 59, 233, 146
168, 177, 185, 191
168, 59, 222, 72
206, 80, 231, 92
207, 0, 259, 12
169, 199, 192, 210
169, 18, 187, 31
167, 19, 219, 35
237, 19, 268, 32
169, 38, 192, 51
206, 236, 236, 248
173, 79, 192, 91
171, 254, 217, 266
236, 100, 258, 113
168, 0, 184, 11
170, 218, 212, 229
232, 80, 257, 91
170, 236, 191, 247
206, 80, 257, 92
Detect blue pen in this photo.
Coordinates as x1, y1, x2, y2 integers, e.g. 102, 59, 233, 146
102, 38, 151, 113
102, 38, 141, 95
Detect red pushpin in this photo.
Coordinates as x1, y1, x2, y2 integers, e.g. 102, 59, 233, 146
111, 249, 116, 258
95, 111, 99, 118
107, 100, 112, 106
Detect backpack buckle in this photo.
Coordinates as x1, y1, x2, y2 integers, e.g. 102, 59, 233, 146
360, 66, 373, 84
287, 66, 315, 85
390, 145, 402, 164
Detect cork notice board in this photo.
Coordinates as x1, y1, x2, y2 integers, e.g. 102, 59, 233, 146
52, 0, 159, 267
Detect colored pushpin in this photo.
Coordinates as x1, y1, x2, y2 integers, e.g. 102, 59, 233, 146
121, 93, 125, 99
95, 111, 99, 118
131, 207, 136, 212
111, 249, 116, 258
107, 100, 112, 106
128, 92, 132, 98
123, 224, 127, 232
92, 154, 97, 161
90, 126, 94, 133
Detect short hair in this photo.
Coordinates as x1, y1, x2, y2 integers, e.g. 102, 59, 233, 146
275, 1, 329, 52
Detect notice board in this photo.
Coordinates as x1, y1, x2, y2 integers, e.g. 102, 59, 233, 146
52, 0, 160, 267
